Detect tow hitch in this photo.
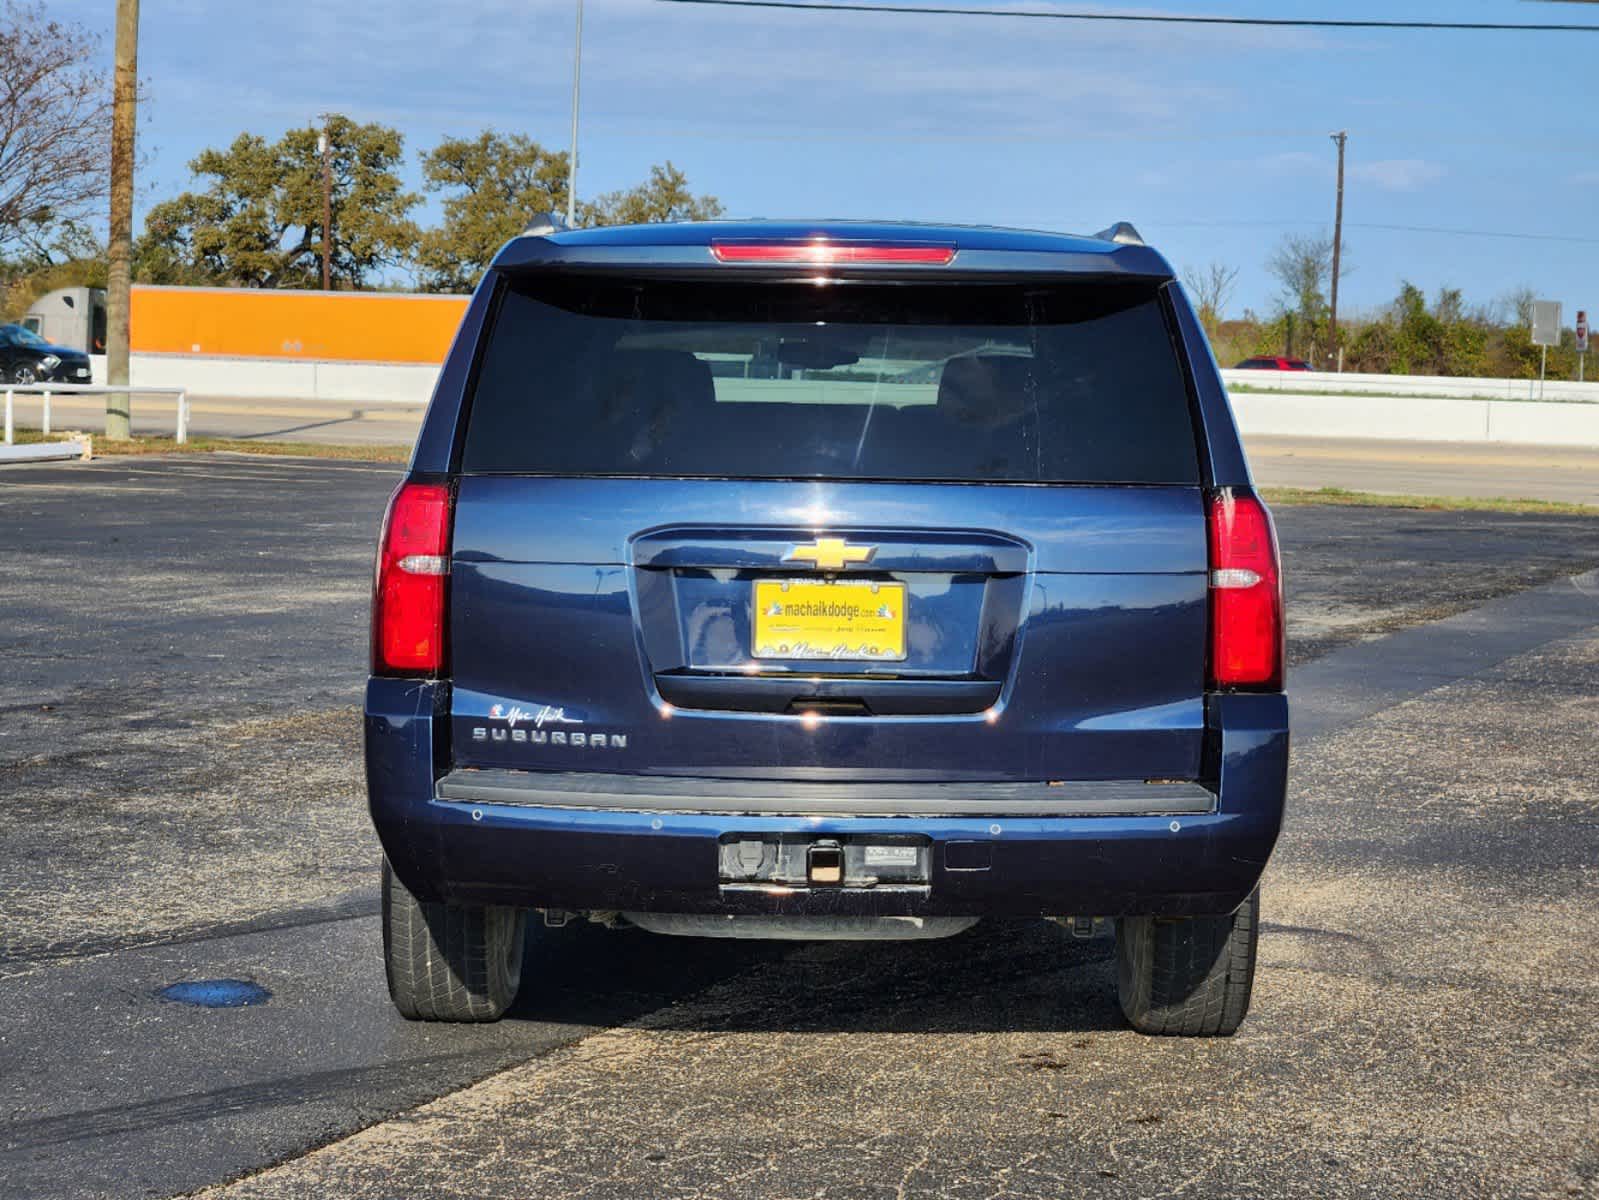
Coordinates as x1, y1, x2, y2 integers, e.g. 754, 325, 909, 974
807, 840, 844, 885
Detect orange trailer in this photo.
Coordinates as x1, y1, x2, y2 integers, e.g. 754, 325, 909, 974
129, 285, 470, 364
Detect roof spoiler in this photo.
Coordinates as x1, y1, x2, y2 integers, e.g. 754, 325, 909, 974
1092, 221, 1145, 246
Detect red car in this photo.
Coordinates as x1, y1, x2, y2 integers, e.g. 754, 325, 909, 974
1234, 355, 1313, 371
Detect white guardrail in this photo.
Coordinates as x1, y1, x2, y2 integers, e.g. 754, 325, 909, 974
3, 383, 192, 445
26, 357, 1599, 450
1219, 368, 1599, 404
88, 354, 437, 404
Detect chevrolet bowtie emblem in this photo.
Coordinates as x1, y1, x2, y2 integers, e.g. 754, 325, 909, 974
786, 538, 877, 571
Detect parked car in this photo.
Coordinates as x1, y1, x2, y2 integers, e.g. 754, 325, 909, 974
0, 323, 93, 385
1233, 355, 1313, 371
366, 219, 1287, 1036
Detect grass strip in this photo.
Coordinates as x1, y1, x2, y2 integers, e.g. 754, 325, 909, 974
1261, 485, 1597, 516
7, 429, 409, 463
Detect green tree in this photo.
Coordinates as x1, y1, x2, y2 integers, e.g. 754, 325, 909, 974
584, 161, 723, 227
1341, 282, 1496, 377
414, 132, 571, 292
0, 221, 106, 320
1389, 282, 1442, 375
415, 134, 723, 292
135, 115, 419, 288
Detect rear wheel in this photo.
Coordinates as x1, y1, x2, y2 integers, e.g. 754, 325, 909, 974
1115, 887, 1258, 1037
382, 858, 526, 1022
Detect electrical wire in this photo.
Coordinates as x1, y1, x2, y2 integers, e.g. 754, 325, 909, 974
1002, 217, 1599, 246
656, 0, 1599, 32
573, 118, 1599, 155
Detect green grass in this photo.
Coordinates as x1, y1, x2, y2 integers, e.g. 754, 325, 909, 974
7, 428, 410, 463
1261, 485, 1598, 516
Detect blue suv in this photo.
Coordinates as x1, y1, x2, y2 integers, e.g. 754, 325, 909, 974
366, 219, 1288, 1036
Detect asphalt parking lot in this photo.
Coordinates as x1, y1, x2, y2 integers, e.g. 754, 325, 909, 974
2, 455, 1596, 1199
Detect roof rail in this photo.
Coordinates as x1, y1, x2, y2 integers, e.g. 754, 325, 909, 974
521, 211, 568, 237
1092, 221, 1145, 246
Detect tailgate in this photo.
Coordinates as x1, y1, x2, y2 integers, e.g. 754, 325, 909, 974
448, 477, 1207, 783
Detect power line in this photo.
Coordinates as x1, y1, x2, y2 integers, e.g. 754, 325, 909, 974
1348, 221, 1599, 246
571, 120, 1599, 152
657, 0, 1599, 32
1033, 218, 1599, 247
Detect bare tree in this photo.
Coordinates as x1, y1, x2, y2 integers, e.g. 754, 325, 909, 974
1498, 285, 1536, 327
1182, 261, 1240, 335
0, 2, 111, 254
1266, 233, 1335, 325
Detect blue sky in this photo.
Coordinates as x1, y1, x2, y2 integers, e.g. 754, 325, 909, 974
50, 0, 1599, 316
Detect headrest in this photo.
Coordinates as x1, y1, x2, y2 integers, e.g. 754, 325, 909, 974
937, 355, 1034, 429
596, 348, 715, 419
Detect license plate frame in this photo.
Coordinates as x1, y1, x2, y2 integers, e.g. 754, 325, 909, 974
752, 577, 907, 662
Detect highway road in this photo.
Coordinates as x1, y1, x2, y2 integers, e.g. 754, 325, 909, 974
1, 456, 1596, 1199
11, 391, 1599, 504
1245, 434, 1599, 506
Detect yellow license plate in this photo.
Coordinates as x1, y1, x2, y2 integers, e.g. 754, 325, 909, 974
753, 579, 907, 662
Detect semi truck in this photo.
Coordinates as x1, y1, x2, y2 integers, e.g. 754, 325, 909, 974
22, 285, 468, 364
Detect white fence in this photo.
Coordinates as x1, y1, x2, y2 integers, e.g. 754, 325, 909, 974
1220, 368, 1599, 404
63, 355, 1599, 449
4, 383, 192, 444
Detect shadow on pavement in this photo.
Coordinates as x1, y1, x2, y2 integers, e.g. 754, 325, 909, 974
510, 918, 1129, 1036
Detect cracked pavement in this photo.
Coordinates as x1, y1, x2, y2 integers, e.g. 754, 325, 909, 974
0, 455, 1595, 1199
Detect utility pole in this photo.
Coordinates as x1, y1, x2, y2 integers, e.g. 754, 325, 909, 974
566, 0, 584, 226
1328, 130, 1347, 372
319, 119, 334, 290
105, 0, 140, 440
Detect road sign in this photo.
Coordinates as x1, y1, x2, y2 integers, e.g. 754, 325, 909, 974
1577, 310, 1589, 353
1531, 300, 1563, 347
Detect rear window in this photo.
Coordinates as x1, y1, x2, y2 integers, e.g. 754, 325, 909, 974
461, 277, 1199, 484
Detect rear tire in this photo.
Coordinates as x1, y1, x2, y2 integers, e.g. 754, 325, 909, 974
382, 858, 526, 1022
1115, 887, 1259, 1037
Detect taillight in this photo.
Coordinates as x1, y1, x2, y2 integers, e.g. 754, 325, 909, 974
1207, 489, 1283, 690
372, 481, 452, 676
710, 240, 956, 266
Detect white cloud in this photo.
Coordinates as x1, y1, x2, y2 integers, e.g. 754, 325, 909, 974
1350, 158, 1447, 192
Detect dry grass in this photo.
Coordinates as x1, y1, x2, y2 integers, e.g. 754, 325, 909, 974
1260, 485, 1598, 516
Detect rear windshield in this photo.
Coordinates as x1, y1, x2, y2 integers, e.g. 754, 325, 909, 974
461, 277, 1199, 483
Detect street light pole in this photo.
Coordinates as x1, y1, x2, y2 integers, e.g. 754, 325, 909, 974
566, 0, 584, 227
106, 0, 140, 440
319, 121, 333, 290
1328, 130, 1347, 371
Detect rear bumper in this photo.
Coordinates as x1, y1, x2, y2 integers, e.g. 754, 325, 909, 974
366, 679, 1288, 919
435, 769, 1219, 818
